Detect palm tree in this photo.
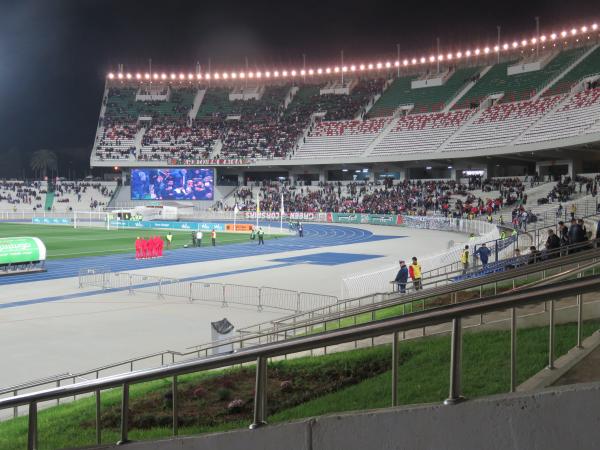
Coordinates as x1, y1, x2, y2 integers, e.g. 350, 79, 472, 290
30, 149, 58, 179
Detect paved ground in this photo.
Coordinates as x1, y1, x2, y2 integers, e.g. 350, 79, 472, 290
553, 345, 600, 386
0, 222, 465, 389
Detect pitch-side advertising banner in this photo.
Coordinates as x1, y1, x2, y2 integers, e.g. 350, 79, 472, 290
0, 237, 46, 264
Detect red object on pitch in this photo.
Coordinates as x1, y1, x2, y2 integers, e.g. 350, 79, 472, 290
158, 237, 164, 257
135, 238, 142, 259
141, 238, 148, 259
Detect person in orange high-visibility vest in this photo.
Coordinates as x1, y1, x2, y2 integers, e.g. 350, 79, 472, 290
408, 257, 422, 290
211, 229, 216, 246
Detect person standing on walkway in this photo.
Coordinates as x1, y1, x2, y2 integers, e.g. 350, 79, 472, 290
211, 228, 217, 246
409, 257, 422, 291
474, 243, 491, 268
460, 245, 470, 274
166, 232, 173, 249
393, 260, 409, 293
298, 223, 304, 237
196, 230, 203, 247
191, 231, 197, 248
258, 227, 265, 245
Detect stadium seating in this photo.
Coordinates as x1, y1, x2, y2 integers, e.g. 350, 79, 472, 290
444, 95, 565, 151
370, 110, 474, 155
95, 121, 138, 160
543, 45, 600, 96
105, 86, 195, 120
294, 118, 390, 159
368, 67, 482, 117
517, 87, 600, 144
453, 48, 587, 109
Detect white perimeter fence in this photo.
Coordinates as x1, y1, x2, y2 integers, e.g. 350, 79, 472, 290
78, 268, 338, 313
341, 217, 501, 299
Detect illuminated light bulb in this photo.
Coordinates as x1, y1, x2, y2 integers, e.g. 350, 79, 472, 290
551, 33, 557, 40
376, 62, 383, 69
274, 70, 280, 77
420, 57, 426, 63
456, 52, 462, 58
531, 38, 537, 44
581, 26, 588, 33
484, 47, 490, 54
410, 58, 416, 64
540, 35, 547, 42
447, 53, 453, 60
126, 73, 132, 79
238, 72, 245, 78
231, 72, 237, 79
291, 70, 297, 76
317, 68, 323, 74
592, 24, 598, 30
350, 65, 356, 71
308, 69, 314, 75
403, 59, 409, 65
512, 41, 519, 48
117, 73, 123, 79
188, 73, 194, 80
170, 73, 176, 80
429, 55, 435, 62
222, 72, 228, 79
108, 72, 114, 79
503, 43, 509, 50
282, 70, 288, 76
255, 71, 262, 78
438, 54, 444, 61
144, 73, 150, 80
494, 45, 499, 52
521, 39, 527, 46
205, 73, 211, 80
571, 28, 577, 35
265, 71, 271, 77
385, 61, 391, 68
475, 48, 481, 55
213, 73, 219, 79
179, 73, 185, 80
465, 50, 472, 57
155, 73, 161, 80
300, 69, 306, 75
196, 73, 202, 79
334, 66, 339, 73
394, 61, 400, 67
561, 30, 567, 37
359, 64, 365, 70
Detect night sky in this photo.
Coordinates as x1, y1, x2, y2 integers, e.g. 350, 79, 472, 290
0, 0, 598, 175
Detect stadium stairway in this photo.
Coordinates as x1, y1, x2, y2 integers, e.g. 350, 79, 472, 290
188, 89, 206, 119
536, 44, 600, 99
43, 191, 54, 211
443, 65, 493, 112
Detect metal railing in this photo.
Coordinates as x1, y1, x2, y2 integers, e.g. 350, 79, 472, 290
78, 269, 338, 313
2, 275, 600, 449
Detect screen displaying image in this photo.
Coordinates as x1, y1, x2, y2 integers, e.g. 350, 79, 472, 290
131, 168, 214, 201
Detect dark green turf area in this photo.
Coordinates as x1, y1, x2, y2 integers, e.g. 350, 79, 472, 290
0, 223, 279, 260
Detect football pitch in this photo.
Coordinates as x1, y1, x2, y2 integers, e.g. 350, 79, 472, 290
0, 223, 279, 260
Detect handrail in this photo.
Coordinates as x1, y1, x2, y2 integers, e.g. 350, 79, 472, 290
2, 275, 600, 449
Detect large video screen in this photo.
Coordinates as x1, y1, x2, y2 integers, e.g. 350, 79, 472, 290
131, 168, 214, 201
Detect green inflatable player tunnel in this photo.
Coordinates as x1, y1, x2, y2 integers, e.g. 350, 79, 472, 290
0, 237, 47, 265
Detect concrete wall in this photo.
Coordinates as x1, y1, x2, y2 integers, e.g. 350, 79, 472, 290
93, 381, 600, 450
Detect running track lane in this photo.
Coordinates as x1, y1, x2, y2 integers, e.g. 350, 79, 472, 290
0, 223, 399, 285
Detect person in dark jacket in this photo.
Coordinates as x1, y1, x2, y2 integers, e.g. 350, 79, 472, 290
474, 243, 492, 267
545, 229, 561, 258
393, 260, 409, 293
528, 246, 542, 264
568, 218, 585, 251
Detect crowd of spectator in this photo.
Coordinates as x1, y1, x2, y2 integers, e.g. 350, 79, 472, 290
0, 181, 45, 209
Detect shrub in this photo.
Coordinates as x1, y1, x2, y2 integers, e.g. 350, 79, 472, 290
217, 387, 232, 401
227, 399, 244, 413
280, 380, 293, 393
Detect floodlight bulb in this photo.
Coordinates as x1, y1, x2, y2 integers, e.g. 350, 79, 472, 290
117, 73, 123, 79
385, 61, 391, 68
108, 72, 114, 79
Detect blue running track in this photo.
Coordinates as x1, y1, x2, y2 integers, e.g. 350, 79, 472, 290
0, 223, 401, 285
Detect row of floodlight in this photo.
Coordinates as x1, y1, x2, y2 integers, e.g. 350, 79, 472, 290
107, 22, 598, 81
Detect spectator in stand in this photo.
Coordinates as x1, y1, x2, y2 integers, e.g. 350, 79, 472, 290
409, 257, 422, 291
545, 229, 561, 258
474, 243, 491, 267
393, 260, 409, 293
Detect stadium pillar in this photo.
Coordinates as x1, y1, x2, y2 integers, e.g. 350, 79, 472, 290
392, 331, 399, 406
27, 402, 37, 450
250, 356, 268, 429
117, 383, 130, 445
444, 318, 465, 405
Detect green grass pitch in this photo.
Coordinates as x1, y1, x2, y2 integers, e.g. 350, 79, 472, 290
0, 223, 279, 260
